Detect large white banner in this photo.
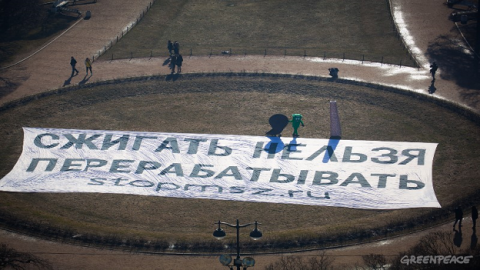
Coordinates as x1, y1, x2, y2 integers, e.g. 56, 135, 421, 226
0, 127, 440, 209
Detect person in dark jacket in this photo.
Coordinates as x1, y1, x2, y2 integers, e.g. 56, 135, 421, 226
176, 54, 183, 73
169, 54, 177, 74
70, 56, 79, 77
430, 62, 438, 80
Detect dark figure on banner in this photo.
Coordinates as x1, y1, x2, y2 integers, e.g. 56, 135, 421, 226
453, 206, 463, 230
176, 54, 183, 73
472, 206, 478, 230
70, 56, 79, 77
430, 62, 438, 80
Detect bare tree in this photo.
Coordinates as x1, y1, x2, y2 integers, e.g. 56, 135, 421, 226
0, 243, 53, 270
264, 252, 334, 270
410, 231, 457, 256
389, 231, 463, 270
307, 251, 335, 270
264, 256, 304, 270
362, 253, 387, 270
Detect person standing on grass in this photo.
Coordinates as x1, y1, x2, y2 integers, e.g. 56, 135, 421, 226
70, 56, 79, 77
176, 54, 183, 73
167, 40, 173, 55
454, 206, 463, 230
472, 206, 478, 230
170, 54, 177, 74
85, 58, 93, 75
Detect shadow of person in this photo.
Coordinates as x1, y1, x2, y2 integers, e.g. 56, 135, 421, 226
454, 228, 463, 247
471, 230, 478, 250
287, 137, 298, 151
264, 136, 285, 155
426, 33, 480, 90
165, 73, 181, 81
265, 114, 289, 137
79, 74, 92, 85
162, 57, 171, 66
63, 76, 72, 87
428, 80, 436, 94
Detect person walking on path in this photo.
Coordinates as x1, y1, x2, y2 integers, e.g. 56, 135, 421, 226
85, 58, 93, 75
167, 40, 173, 55
173, 41, 180, 55
70, 56, 79, 77
472, 206, 478, 230
169, 54, 177, 74
454, 206, 463, 230
176, 54, 183, 73
430, 62, 438, 80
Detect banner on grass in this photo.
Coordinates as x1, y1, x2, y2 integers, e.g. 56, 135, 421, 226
0, 127, 440, 209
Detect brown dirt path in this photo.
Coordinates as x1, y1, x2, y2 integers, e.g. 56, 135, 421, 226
0, 0, 479, 269
0, 218, 476, 269
0, 0, 154, 104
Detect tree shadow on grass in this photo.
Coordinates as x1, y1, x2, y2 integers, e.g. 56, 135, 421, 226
426, 33, 480, 107
0, 76, 18, 99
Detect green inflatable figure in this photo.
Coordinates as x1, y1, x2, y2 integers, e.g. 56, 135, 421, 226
290, 114, 305, 137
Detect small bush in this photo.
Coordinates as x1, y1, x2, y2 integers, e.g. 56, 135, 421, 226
0, 242, 53, 270
362, 253, 387, 270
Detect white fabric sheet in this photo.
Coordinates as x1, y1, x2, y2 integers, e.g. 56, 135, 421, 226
0, 127, 440, 209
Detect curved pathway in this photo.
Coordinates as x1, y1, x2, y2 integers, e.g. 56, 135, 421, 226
0, 0, 478, 269
1, 0, 478, 114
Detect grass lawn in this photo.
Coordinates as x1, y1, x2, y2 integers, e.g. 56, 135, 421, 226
103, 0, 416, 66
0, 75, 479, 251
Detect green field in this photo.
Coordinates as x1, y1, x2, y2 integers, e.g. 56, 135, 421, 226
103, 0, 417, 66
1, 75, 479, 251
